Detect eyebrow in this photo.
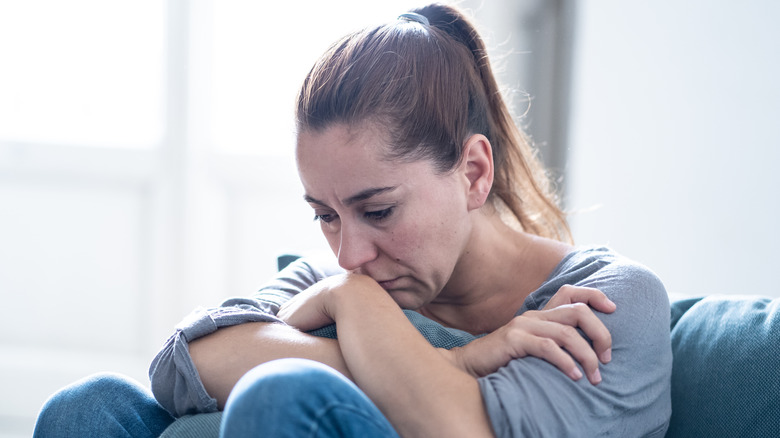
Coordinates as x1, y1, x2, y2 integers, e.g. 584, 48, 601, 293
304, 186, 398, 207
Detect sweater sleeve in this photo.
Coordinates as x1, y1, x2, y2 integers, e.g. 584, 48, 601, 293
478, 250, 673, 437
148, 256, 341, 417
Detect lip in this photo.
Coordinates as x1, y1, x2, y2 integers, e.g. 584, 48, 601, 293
377, 277, 403, 290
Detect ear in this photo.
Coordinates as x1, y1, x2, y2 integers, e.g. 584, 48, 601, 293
461, 134, 494, 211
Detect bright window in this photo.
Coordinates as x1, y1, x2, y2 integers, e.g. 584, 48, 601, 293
211, 0, 425, 155
0, 0, 165, 148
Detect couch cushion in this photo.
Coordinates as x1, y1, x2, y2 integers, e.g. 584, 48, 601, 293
159, 412, 221, 438
667, 295, 780, 437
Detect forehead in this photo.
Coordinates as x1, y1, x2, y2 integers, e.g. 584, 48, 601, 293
297, 124, 395, 178
295, 124, 436, 201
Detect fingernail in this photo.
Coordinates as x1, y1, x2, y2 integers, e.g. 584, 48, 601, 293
570, 367, 583, 380
601, 348, 612, 363
590, 368, 602, 384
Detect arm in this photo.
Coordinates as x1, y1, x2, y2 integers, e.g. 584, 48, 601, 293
328, 267, 667, 438
151, 255, 613, 420
188, 321, 351, 410
279, 274, 616, 438
185, 282, 612, 416
148, 256, 345, 416
445, 284, 615, 384
321, 275, 493, 437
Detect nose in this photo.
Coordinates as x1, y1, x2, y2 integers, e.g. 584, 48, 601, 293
336, 222, 378, 272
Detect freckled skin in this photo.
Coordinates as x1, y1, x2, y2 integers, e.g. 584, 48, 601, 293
296, 124, 474, 310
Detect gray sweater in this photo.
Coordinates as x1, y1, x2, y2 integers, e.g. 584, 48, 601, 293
149, 247, 671, 437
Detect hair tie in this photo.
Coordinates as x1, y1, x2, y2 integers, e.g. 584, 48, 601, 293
398, 12, 430, 26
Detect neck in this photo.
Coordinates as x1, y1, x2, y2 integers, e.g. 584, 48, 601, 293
419, 211, 571, 334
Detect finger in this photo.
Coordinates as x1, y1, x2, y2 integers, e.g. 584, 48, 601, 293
277, 295, 331, 331
549, 285, 616, 313
522, 336, 584, 382
508, 316, 602, 384
566, 303, 612, 363
546, 285, 616, 314
534, 318, 602, 384
533, 303, 613, 365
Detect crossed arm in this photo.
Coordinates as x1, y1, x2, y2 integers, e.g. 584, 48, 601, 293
189, 274, 614, 437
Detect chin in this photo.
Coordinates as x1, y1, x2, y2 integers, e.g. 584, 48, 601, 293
386, 289, 425, 310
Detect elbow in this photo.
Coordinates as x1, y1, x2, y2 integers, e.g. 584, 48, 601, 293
149, 331, 220, 417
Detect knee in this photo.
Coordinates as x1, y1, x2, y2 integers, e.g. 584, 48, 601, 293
35, 372, 171, 437
228, 358, 351, 410
241, 358, 347, 387
39, 373, 140, 418
223, 359, 397, 437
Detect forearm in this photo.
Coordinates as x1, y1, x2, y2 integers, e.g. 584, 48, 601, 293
189, 321, 351, 409
332, 278, 494, 438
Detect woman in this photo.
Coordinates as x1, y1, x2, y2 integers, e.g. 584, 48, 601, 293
35, 4, 671, 437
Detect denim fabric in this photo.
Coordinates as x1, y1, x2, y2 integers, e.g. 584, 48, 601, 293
221, 358, 399, 438
33, 372, 174, 438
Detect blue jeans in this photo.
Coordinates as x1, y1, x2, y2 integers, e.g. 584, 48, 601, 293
222, 358, 399, 438
33, 372, 174, 438
33, 360, 398, 437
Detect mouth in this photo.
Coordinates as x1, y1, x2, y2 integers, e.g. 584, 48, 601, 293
377, 277, 403, 290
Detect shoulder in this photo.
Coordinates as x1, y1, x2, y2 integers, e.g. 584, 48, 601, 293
528, 246, 667, 311
555, 246, 660, 283
525, 246, 670, 348
483, 247, 672, 436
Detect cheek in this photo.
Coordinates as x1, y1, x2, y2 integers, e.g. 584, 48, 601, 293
388, 213, 457, 263
418, 203, 470, 264
370, 222, 416, 265
321, 228, 340, 256
390, 220, 461, 293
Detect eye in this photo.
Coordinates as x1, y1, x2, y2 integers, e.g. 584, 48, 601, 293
313, 213, 338, 223
364, 207, 394, 222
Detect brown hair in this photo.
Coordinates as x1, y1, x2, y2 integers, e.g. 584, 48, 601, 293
296, 3, 572, 243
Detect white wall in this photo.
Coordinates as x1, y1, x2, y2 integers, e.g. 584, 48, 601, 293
567, 0, 780, 296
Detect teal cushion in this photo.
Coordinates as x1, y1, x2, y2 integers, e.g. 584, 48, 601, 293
666, 296, 780, 437
159, 412, 221, 438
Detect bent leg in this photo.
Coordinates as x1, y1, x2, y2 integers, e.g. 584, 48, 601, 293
221, 358, 399, 438
33, 372, 174, 438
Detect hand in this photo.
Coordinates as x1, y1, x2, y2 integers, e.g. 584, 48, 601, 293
444, 285, 615, 385
277, 274, 346, 331
277, 273, 378, 332
543, 284, 615, 364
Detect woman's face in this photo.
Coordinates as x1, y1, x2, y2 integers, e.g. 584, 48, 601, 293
296, 124, 473, 309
